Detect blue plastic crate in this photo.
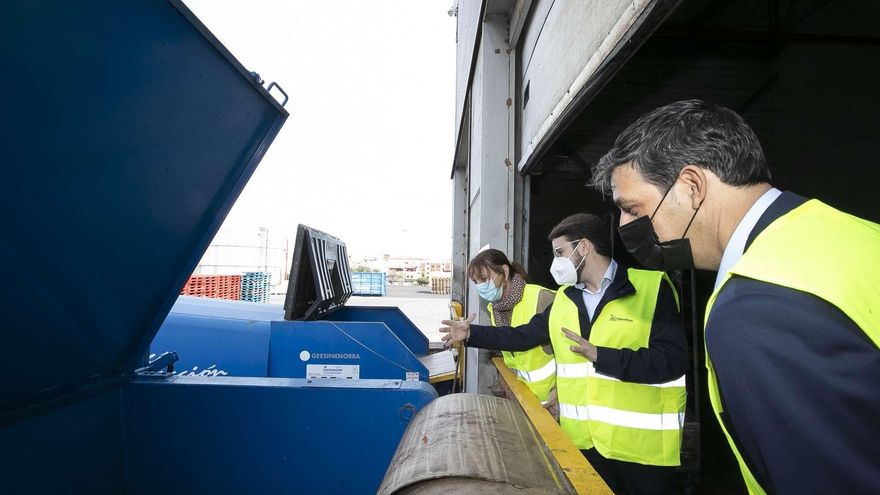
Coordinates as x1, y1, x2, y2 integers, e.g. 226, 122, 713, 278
240, 272, 271, 303
350, 272, 387, 296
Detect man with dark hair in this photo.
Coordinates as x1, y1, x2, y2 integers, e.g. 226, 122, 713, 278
547, 212, 613, 256
592, 99, 880, 494
441, 213, 689, 495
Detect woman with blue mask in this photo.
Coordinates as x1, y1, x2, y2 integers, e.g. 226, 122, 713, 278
467, 249, 556, 404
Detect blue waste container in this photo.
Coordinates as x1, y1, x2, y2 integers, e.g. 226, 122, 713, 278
0, 2, 434, 494
351, 271, 388, 296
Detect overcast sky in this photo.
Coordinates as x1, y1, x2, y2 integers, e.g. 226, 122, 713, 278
185, 0, 456, 259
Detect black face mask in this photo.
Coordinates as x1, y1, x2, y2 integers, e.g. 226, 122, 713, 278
618, 182, 701, 270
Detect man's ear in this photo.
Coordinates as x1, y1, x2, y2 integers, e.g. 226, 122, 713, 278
579, 238, 593, 256
678, 165, 708, 209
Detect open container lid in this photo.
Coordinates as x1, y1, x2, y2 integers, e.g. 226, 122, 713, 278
0, 0, 288, 419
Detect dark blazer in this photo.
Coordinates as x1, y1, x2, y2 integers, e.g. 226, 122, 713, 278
706, 191, 880, 493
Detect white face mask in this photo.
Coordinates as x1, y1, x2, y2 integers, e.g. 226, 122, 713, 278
550, 240, 587, 285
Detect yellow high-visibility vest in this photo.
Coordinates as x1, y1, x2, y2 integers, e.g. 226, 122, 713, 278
705, 199, 880, 494
488, 284, 556, 401
549, 269, 685, 466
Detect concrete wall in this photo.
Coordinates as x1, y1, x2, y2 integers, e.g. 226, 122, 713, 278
454, 0, 486, 150
461, 15, 521, 394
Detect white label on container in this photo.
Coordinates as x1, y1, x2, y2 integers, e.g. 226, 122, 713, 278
406, 372, 419, 381
307, 364, 360, 380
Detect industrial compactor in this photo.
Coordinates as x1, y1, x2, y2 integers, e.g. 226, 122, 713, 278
0, 1, 607, 493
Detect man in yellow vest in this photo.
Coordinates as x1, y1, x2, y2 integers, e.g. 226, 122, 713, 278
590, 99, 880, 494
442, 213, 689, 495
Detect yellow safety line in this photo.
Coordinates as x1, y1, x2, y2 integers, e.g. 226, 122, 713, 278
492, 357, 612, 495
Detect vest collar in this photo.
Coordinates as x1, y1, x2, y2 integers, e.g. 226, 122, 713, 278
745, 191, 809, 250
563, 261, 636, 314
714, 188, 782, 292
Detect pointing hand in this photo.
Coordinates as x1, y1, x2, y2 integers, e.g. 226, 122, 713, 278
440, 314, 476, 348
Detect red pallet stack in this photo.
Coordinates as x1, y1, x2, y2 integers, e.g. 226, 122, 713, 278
180, 274, 241, 300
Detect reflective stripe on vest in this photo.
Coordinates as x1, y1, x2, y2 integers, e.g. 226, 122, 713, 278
515, 358, 557, 383
559, 404, 684, 431
488, 283, 556, 401
705, 200, 880, 495
557, 362, 685, 388
549, 268, 686, 467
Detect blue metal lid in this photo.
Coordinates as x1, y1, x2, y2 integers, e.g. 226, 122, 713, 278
0, 0, 287, 416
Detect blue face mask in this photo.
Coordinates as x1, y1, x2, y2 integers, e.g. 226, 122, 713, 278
476, 274, 503, 302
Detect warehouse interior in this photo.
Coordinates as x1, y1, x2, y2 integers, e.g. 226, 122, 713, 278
521, 0, 880, 491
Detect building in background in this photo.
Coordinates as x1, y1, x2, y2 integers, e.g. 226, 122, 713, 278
349, 254, 452, 285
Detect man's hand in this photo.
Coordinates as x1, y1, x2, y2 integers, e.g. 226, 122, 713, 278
562, 327, 598, 362
543, 386, 559, 422
440, 314, 476, 348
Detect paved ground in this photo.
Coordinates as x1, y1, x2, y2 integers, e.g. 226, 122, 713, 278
268, 284, 450, 344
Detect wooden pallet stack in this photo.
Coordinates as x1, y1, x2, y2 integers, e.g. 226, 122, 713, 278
430, 276, 451, 295
180, 274, 241, 300
240, 272, 271, 303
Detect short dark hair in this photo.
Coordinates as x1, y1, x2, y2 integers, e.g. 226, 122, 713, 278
548, 213, 611, 256
591, 99, 771, 194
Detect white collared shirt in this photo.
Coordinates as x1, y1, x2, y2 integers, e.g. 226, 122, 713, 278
714, 188, 782, 291
575, 259, 618, 320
